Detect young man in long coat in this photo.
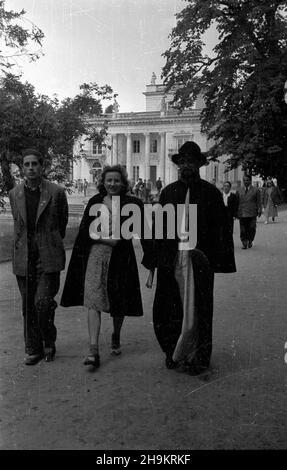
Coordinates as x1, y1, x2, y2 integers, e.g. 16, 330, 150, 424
148, 142, 236, 375
9, 149, 68, 365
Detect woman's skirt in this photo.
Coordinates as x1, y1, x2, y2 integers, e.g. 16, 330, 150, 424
266, 198, 278, 218
84, 243, 113, 311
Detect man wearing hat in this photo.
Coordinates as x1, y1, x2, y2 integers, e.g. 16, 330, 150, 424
146, 141, 236, 375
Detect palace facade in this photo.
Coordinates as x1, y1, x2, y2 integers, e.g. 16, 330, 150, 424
73, 76, 245, 189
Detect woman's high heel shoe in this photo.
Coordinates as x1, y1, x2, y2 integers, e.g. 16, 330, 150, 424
111, 333, 121, 355
83, 345, 100, 367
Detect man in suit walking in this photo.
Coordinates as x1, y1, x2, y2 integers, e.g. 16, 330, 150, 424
236, 174, 262, 249
9, 149, 68, 365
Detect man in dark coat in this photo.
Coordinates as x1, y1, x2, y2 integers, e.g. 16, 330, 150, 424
9, 148, 68, 365
150, 142, 236, 375
236, 174, 262, 249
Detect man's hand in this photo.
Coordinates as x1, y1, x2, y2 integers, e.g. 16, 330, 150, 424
146, 270, 154, 289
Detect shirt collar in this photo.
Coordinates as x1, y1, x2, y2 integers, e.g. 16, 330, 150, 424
24, 178, 43, 192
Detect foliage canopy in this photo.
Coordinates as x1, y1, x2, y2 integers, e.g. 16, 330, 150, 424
162, 0, 287, 185
0, 0, 44, 72
0, 75, 116, 200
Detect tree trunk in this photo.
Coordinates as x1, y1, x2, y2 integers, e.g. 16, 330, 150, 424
0, 152, 14, 194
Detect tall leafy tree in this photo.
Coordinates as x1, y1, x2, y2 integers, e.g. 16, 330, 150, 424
162, 0, 287, 189
0, 75, 116, 202
0, 0, 44, 72
0, 2, 117, 208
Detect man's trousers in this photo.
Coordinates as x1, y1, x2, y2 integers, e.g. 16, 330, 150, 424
16, 258, 60, 355
239, 217, 257, 245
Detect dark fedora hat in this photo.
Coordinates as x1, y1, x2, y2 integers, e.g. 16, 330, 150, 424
171, 141, 207, 167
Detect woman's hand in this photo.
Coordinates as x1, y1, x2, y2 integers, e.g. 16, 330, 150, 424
146, 270, 154, 289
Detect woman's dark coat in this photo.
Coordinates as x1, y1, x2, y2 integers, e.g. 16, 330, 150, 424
60, 193, 153, 317
152, 178, 236, 367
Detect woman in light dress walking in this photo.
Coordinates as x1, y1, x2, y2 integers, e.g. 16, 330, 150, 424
262, 180, 282, 224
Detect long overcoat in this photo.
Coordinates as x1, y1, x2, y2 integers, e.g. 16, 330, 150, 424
152, 178, 236, 364
60, 193, 153, 317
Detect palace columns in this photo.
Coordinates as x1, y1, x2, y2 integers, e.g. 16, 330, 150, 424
112, 134, 118, 165
126, 132, 132, 179
74, 157, 82, 180
159, 132, 166, 184
144, 132, 150, 180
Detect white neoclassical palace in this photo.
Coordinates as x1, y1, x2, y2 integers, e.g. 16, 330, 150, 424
73, 74, 245, 189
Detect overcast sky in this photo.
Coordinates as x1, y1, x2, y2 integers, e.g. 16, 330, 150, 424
5, 0, 217, 112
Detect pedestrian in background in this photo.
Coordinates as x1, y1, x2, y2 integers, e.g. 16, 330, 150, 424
236, 174, 262, 249
133, 177, 143, 198
262, 180, 283, 224
155, 177, 163, 196
83, 178, 88, 197
146, 179, 152, 202
141, 180, 147, 202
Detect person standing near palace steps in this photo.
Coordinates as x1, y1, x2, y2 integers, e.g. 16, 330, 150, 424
146, 142, 236, 375
236, 174, 262, 249
155, 177, 163, 196
9, 149, 68, 365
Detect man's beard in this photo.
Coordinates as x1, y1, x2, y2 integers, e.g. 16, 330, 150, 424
180, 168, 199, 181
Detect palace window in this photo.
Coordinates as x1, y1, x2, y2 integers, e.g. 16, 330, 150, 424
92, 141, 102, 155
150, 139, 158, 153
133, 166, 139, 181
133, 140, 140, 153
176, 137, 190, 150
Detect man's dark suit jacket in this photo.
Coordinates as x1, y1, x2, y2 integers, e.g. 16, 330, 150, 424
236, 185, 262, 218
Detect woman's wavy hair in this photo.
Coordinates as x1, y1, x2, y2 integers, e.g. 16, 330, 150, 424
97, 164, 129, 196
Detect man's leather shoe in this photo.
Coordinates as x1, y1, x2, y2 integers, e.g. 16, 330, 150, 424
248, 241, 253, 248
187, 364, 208, 376
44, 345, 56, 362
165, 355, 177, 369
25, 354, 43, 366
